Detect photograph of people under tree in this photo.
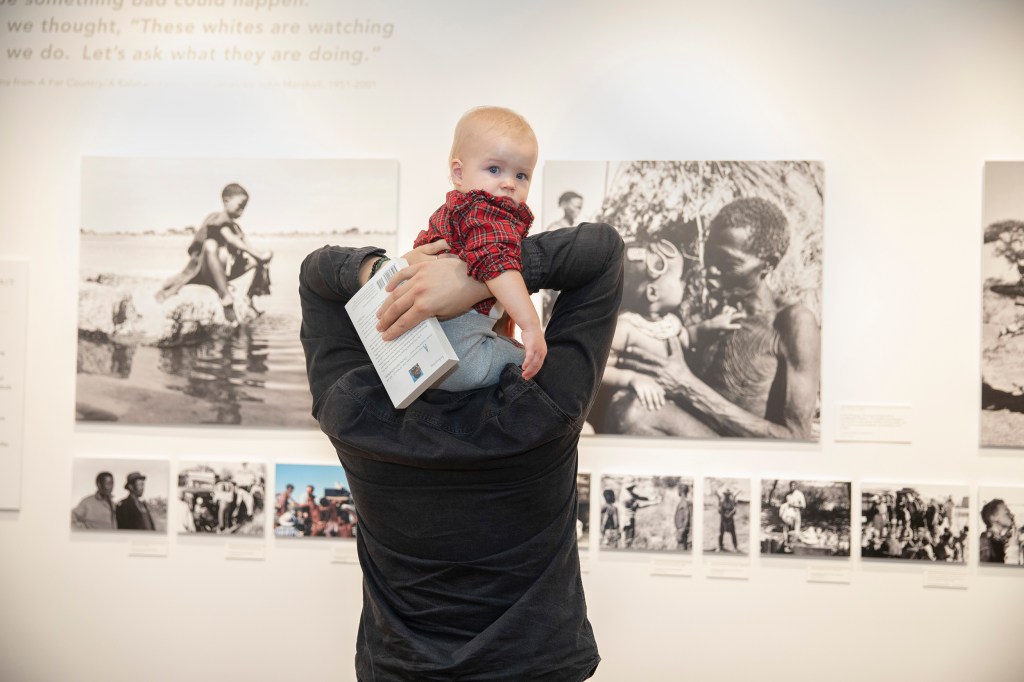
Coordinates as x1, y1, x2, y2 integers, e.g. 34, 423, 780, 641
543, 161, 823, 441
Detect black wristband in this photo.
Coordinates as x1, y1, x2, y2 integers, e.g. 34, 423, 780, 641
369, 256, 390, 278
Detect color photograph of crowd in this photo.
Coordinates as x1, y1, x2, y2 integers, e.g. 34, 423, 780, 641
274, 463, 358, 539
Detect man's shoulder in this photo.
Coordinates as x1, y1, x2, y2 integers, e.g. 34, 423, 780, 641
774, 302, 818, 330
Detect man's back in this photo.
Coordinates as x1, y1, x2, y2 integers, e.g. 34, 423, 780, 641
299, 224, 623, 681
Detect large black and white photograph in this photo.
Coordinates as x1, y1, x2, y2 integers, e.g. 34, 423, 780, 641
70, 458, 169, 533
577, 472, 591, 550
177, 461, 266, 536
703, 477, 750, 555
274, 463, 357, 539
599, 474, 693, 553
760, 479, 850, 558
861, 484, 969, 563
979, 486, 1024, 567
77, 157, 398, 428
981, 161, 1024, 447
543, 161, 823, 441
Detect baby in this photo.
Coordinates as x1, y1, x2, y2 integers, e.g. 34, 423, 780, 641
411, 106, 545, 390
603, 238, 744, 411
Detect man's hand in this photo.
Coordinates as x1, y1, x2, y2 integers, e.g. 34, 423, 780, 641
375, 241, 489, 341
617, 336, 696, 394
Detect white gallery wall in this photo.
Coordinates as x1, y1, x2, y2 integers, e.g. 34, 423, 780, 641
2, 0, 1024, 680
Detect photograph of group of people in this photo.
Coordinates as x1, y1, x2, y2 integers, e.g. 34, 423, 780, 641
177, 462, 266, 536
860, 485, 969, 563
760, 479, 851, 557
70, 459, 169, 532
599, 475, 693, 552
273, 463, 358, 539
542, 160, 823, 442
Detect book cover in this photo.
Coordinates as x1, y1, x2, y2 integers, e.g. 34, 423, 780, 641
345, 259, 459, 409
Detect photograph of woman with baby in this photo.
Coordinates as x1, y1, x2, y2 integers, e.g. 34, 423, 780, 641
542, 161, 823, 441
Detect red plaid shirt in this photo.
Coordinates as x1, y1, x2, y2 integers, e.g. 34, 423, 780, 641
414, 189, 534, 316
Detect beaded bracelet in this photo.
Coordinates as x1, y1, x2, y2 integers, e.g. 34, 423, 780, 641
369, 255, 390, 278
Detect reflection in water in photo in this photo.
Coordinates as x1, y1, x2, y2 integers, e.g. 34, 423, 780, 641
78, 315, 311, 426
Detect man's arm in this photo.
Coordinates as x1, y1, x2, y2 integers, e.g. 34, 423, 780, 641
299, 244, 386, 413
618, 305, 819, 439
773, 305, 821, 440
71, 500, 87, 528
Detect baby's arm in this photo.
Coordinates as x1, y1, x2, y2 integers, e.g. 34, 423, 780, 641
602, 318, 665, 411
685, 305, 745, 348
485, 271, 546, 381
457, 205, 546, 379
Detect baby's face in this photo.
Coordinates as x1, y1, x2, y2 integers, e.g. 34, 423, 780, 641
656, 258, 686, 310
452, 131, 537, 206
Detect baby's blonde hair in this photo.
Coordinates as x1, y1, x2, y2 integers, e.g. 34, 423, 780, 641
449, 106, 537, 163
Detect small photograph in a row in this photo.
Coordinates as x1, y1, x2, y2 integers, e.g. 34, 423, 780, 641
860, 484, 969, 563
760, 479, 852, 558
272, 463, 357, 539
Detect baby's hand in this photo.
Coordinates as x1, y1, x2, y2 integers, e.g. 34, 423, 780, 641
520, 327, 547, 381
630, 374, 665, 411
704, 305, 746, 332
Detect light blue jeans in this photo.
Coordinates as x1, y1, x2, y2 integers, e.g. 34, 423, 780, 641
434, 310, 525, 391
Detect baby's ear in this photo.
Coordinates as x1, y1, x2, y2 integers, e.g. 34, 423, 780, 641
644, 283, 659, 302
450, 158, 464, 187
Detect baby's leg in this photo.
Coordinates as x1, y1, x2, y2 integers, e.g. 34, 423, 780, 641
433, 312, 525, 391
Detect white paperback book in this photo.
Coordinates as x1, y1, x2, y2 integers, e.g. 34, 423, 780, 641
345, 258, 459, 409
